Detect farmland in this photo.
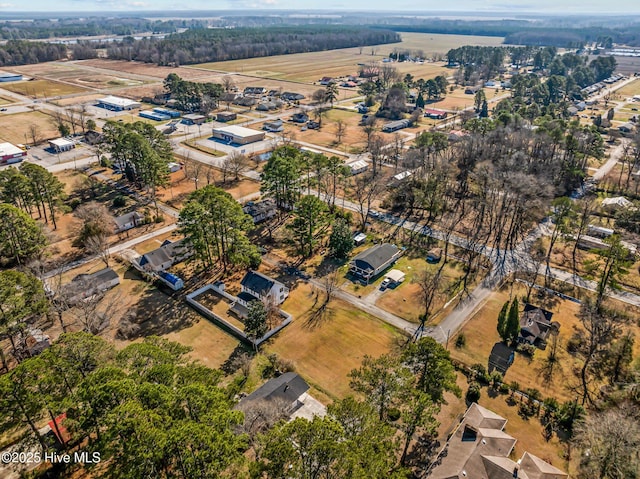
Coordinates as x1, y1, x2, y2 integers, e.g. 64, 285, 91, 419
0, 79, 89, 98
193, 32, 503, 84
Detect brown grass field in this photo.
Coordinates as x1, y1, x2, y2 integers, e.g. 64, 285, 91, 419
265, 282, 402, 400
193, 33, 503, 84
0, 79, 88, 98
612, 78, 640, 98
0, 110, 59, 144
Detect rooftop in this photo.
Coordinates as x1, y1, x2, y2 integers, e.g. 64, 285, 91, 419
98, 95, 140, 107
212, 124, 264, 138
237, 372, 309, 408
49, 138, 75, 148
0, 142, 25, 156
241, 270, 281, 295
351, 243, 400, 271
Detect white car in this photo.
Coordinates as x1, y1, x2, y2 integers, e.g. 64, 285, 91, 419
380, 278, 391, 289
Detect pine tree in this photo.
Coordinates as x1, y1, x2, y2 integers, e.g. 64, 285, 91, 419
497, 301, 510, 342
506, 298, 520, 344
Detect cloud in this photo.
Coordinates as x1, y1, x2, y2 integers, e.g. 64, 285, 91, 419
0, 2, 14, 6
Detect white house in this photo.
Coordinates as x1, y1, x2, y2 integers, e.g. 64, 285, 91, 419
345, 159, 368, 175
114, 211, 145, 233
238, 270, 289, 306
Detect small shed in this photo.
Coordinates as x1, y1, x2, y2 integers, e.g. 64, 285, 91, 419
353, 232, 367, 246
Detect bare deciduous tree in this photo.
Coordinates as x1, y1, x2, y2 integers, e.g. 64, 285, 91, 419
334, 119, 347, 145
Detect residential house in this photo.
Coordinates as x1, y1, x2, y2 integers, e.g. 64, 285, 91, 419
263, 119, 284, 132
518, 304, 558, 349
281, 92, 305, 101
216, 111, 237, 122
114, 211, 145, 233
237, 372, 309, 412
465, 86, 480, 95
567, 106, 579, 116
256, 101, 278, 111
235, 373, 320, 426
349, 243, 402, 283
63, 267, 120, 303
319, 77, 334, 85
345, 159, 368, 175
243, 199, 277, 224
138, 239, 192, 272
292, 112, 310, 123
428, 402, 568, 479
243, 86, 266, 96
619, 122, 635, 133
238, 270, 289, 306
306, 120, 320, 129
587, 224, 614, 238
382, 119, 410, 133
601, 196, 633, 212
424, 108, 448, 120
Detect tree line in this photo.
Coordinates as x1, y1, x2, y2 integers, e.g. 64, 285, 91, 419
0, 17, 200, 40
104, 26, 400, 66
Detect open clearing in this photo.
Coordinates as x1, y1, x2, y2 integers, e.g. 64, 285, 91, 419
0, 79, 88, 98
612, 78, 640, 98
194, 33, 503, 84
0, 110, 59, 144
265, 282, 402, 400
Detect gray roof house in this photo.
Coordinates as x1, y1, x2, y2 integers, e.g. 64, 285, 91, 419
236, 372, 310, 413
114, 211, 145, 233
63, 267, 120, 303
138, 239, 192, 272
349, 243, 402, 283
243, 199, 277, 224
239, 270, 289, 306
428, 403, 568, 479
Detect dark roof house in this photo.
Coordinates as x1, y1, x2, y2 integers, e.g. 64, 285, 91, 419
349, 243, 402, 282
63, 267, 120, 303
139, 239, 192, 272
243, 199, 277, 223
240, 270, 289, 306
237, 372, 309, 410
518, 304, 557, 349
292, 112, 309, 123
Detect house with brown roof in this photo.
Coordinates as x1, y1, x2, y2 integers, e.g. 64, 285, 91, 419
428, 403, 568, 479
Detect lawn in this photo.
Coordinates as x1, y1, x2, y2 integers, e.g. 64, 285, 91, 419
375, 254, 469, 323
449, 283, 584, 402
0, 110, 59, 144
0, 79, 88, 98
612, 78, 640, 98
265, 282, 402, 400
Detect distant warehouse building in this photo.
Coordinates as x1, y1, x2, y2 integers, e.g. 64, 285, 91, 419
182, 113, 206, 125
96, 96, 141, 111
0, 142, 27, 165
0, 71, 22, 82
212, 125, 265, 145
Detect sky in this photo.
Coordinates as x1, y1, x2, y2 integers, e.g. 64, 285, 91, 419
0, 0, 638, 14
